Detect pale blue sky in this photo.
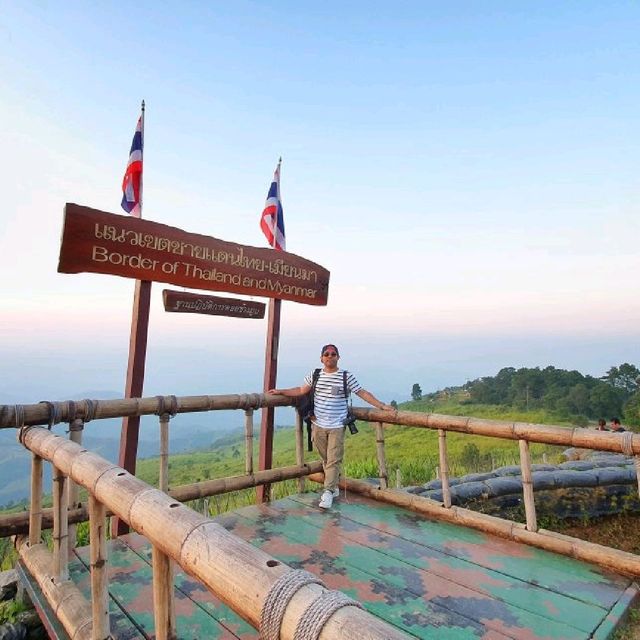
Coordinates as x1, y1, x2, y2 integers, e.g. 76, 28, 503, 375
1, 1, 638, 403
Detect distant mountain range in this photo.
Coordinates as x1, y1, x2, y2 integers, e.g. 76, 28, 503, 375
0, 406, 251, 507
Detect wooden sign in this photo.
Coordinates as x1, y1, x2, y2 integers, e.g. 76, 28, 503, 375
162, 289, 265, 319
58, 203, 330, 306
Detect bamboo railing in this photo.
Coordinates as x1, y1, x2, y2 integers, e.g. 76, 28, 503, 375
2, 392, 640, 638
14, 427, 405, 640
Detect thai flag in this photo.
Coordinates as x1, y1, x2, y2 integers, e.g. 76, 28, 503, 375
260, 160, 286, 251
121, 115, 143, 217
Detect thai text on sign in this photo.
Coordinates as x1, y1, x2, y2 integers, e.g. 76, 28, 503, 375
57, 204, 330, 305
163, 290, 265, 319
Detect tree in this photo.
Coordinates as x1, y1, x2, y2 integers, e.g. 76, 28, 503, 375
602, 363, 640, 395
624, 391, 640, 428
411, 383, 422, 401
390, 400, 398, 409
589, 384, 624, 419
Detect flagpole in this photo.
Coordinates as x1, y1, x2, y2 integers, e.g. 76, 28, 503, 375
257, 158, 283, 504
138, 100, 145, 215
115, 99, 153, 536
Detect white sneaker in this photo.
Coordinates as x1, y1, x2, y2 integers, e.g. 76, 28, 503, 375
318, 490, 334, 509
332, 488, 340, 498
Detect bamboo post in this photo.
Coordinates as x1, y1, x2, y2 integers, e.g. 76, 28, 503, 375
88, 494, 110, 639
52, 466, 69, 580
152, 545, 176, 640
244, 409, 254, 475
635, 456, 640, 501
395, 468, 402, 489
67, 418, 84, 553
438, 429, 452, 508
295, 411, 305, 493
375, 422, 388, 489
519, 439, 537, 532
29, 454, 43, 546
159, 413, 170, 494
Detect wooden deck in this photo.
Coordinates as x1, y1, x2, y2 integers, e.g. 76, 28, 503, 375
55, 491, 640, 639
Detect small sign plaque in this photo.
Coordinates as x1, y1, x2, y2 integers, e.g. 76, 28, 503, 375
163, 290, 265, 319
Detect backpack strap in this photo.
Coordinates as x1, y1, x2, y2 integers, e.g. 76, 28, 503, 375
343, 370, 351, 409
305, 369, 322, 453
311, 368, 321, 393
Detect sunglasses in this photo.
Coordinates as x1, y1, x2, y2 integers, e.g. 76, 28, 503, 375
322, 351, 338, 357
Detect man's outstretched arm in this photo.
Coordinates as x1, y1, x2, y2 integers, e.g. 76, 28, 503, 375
356, 389, 394, 411
268, 384, 312, 398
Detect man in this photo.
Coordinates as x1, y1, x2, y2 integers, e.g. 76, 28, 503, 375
270, 343, 393, 509
610, 417, 626, 432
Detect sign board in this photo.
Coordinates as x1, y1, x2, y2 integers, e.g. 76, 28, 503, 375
163, 289, 265, 319
58, 203, 330, 306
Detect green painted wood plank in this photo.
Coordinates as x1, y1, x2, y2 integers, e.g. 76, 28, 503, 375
119, 534, 258, 640
259, 496, 621, 631
288, 491, 631, 608
235, 500, 609, 636
215, 511, 518, 639
68, 553, 148, 640
223, 503, 598, 639
591, 585, 640, 640
74, 539, 248, 639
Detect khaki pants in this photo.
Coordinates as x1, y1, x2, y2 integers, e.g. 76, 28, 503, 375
312, 424, 345, 491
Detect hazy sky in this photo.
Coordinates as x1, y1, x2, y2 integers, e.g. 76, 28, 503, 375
1, 2, 638, 404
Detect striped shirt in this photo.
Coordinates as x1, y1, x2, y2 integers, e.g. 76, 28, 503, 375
303, 368, 362, 429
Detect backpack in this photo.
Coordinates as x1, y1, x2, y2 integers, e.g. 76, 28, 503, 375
296, 369, 356, 452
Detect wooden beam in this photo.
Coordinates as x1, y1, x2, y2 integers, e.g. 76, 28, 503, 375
52, 467, 69, 581
519, 439, 537, 532
29, 454, 43, 546
115, 277, 152, 536
88, 495, 110, 640
0, 461, 324, 537
438, 429, 451, 509
67, 419, 84, 553
375, 422, 388, 489
1, 392, 284, 428
159, 412, 170, 493
152, 546, 176, 640
295, 411, 305, 493
257, 298, 281, 503
244, 409, 254, 475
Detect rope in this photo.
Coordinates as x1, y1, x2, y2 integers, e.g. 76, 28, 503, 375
293, 590, 363, 640
66, 400, 77, 423
239, 393, 261, 411
260, 570, 323, 640
14, 404, 25, 428
167, 395, 178, 416
83, 399, 97, 423
156, 395, 179, 419
38, 401, 62, 429
621, 431, 634, 457
15, 405, 30, 445
155, 395, 167, 417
